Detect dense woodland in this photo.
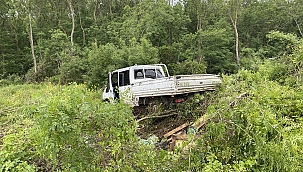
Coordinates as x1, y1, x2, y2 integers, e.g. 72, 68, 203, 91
1, 0, 303, 171
0, 0, 302, 86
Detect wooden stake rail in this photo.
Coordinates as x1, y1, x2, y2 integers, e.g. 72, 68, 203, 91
163, 115, 207, 151
163, 123, 189, 138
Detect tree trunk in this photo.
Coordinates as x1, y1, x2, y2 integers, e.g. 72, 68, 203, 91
196, 0, 202, 31
230, 15, 240, 66
67, 0, 75, 47
197, 33, 202, 63
0, 21, 3, 74
288, 13, 303, 37
293, 17, 303, 37
196, 0, 203, 63
94, 0, 97, 23
78, 4, 86, 45
109, 0, 113, 20
29, 13, 37, 73
229, 5, 240, 66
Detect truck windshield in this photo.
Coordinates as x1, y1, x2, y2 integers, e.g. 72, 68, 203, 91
156, 69, 164, 78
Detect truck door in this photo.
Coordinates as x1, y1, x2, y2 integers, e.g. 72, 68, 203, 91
118, 70, 130, 92
104, 70, 131, 101
118, 70, 133, 104
111, 72, 119, 99
103, 72, 115, 101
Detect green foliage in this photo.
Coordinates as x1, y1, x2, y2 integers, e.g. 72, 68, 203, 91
0, 84, 44, 171
32, 83, 136, 170
172, 42, 303, 171
239, 0, 293, 49
167, 23, 237, 75
56, 47, 90, 84
263, 32, 303, 86
169, 60, 206, 75
85, 42, 117, 87
2, 0, 303, 171
86, 38, 159, 87
265, 31, 301, 58
0, 83, 175, 171
0, 74, 23, 86
240, 47, 264, 71
25, 30, 89, 84
25, 29, 71, 82
196, 27, 237, 74
126, 38, 159, 65
120, 0, 190, 47
2, 0, 303, 81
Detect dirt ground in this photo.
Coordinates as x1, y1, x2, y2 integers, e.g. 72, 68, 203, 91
134, 107, 195, 139
133, 95, 210, 140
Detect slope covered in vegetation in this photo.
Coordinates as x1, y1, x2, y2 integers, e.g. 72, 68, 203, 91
1, 33, 303, 171
0, 83, 175, 171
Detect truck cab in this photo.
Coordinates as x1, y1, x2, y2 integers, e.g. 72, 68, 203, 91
102, 64, 168, 101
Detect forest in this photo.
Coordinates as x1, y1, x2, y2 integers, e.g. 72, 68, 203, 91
1, 0, 303, 171
0, 0, 302, 85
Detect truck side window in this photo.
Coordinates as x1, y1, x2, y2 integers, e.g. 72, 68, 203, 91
135, 69, 144, 79
119, 70, 130, 86
119, 73, 124, 86
112, 72, 118, 87
145, 69, 156, 79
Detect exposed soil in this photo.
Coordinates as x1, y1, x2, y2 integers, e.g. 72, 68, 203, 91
134, 106, 195, 139
133, 95, 211, 139
137, 116, 189, 139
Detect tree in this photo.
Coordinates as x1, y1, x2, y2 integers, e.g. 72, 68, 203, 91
67, 0, 75, 47
238, 0, 292, 49
28, 12, 37, 73
184, 0, 209, 64
2, 0, 33, 77
25, 30, 71, 82
277, 0, 303, 37
86, 37, 159, 87
226, 0, 241, 66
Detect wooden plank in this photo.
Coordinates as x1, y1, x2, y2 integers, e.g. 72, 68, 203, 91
163, 123, 189, 138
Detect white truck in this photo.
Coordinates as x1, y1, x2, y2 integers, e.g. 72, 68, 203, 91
102, 64, 221, 106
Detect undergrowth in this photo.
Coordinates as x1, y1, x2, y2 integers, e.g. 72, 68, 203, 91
174, 57, 303, 171
0, 83, 173, 171
1, 38, 303, 171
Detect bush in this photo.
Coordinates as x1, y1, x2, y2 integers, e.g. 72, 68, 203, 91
0, 74, 23, 86
173, 67, 303, 171
0, 83, 175, 171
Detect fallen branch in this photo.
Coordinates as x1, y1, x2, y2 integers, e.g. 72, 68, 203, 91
229, 92, 248, 107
